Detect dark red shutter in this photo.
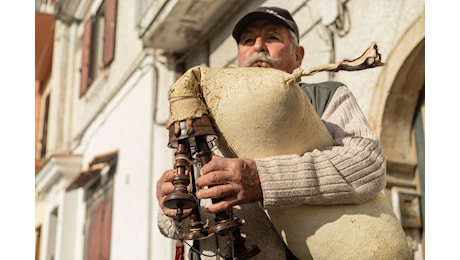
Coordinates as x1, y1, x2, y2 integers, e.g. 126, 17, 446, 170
83, 193, 113, 260
103, 0, 117, 67
35, 226, 41, 260
80, 16, 95, 97
100, 194, 113, 260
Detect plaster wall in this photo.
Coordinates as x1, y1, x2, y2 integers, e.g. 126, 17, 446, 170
207, 0, 425, 117
70, 0, 145, 153
72, 53, 174, 259
38, 177, 66, 260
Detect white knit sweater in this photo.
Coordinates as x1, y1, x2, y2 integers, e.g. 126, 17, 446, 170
157, 85, 386, 259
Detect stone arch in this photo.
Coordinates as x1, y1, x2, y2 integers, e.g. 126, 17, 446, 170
368, 11, 425, 259
369, 12, 425, 166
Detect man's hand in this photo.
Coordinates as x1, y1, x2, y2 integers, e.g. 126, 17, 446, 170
156, 169, 192, 218
196, 156, 262, 213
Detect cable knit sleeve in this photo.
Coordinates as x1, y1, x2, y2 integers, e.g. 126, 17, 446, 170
256, 85, 386, 208
157, 211, 177, 239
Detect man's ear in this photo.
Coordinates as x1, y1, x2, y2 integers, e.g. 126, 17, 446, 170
295, 46, 305, 67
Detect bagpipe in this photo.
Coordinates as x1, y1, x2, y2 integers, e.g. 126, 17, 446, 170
163, 43, 412, 259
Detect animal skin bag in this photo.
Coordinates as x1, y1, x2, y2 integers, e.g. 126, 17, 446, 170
166, 44, 412, 259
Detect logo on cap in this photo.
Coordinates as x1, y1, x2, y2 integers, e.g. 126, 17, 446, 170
265, 9, 288, 23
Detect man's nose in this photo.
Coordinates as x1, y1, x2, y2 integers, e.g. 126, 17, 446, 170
253, 37, 267, 52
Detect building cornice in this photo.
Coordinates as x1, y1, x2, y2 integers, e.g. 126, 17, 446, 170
35, 154, 83, 192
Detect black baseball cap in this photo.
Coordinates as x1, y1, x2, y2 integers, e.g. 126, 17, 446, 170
232, 6, 299, 43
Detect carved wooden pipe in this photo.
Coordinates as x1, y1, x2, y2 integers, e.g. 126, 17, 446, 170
195, 134, 260, 260
164, 116, 260, 259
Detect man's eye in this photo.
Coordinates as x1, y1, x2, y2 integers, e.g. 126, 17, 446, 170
241, 38, 255, 45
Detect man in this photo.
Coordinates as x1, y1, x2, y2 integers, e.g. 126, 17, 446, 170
156, 6, 386, 259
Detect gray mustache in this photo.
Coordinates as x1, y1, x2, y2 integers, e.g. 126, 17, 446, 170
241, 52, 279, 67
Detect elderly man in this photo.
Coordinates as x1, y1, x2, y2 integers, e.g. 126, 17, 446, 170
156, 6, 387, 260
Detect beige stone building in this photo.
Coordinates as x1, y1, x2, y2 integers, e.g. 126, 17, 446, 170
35, 0, 424, 259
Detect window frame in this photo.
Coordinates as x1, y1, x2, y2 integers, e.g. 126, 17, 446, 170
79, 0, 117, 97
66, 151, 118, 260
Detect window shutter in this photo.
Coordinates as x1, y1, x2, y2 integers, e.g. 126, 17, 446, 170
74, 151, 117, 260
80, 16, 96, 97
82, 191, 113, 260
39, 94, 50, 158
100, 194, 113, 259
103, 0, 117, 67
84, 206, 102, 260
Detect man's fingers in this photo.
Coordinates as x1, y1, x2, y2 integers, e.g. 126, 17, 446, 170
161, 169, 175, 182
196, 170, 230, 187
159, 182, 175, 198
163, 207, 193, 218
196, 183, 235, 200
205, 198, 237, 213
200, 155, 224, 175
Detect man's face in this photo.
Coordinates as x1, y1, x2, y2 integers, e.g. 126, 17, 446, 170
237, 20, 304, 73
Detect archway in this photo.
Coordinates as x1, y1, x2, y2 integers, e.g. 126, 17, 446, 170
369, 12, 425, 260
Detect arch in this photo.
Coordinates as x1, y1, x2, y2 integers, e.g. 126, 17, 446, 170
368, 11, 425, 259
369, 12, 425, 165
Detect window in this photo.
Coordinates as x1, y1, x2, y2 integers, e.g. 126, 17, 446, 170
46, 207, 58, 260
80, 0, 117, 97
84, 189, 113, 260
66, 151, 118, 260
40, 93, 51, 159
412, 85, 424, 220
35, 225, 42, 260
